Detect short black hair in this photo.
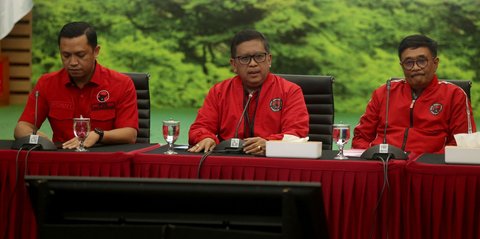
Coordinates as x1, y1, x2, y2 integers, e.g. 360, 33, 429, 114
230, 29, 270, 58
58, 22, 97, 48
398, 34, 437, 59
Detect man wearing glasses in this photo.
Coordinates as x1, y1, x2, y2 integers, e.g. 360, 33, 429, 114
188, 29, 309, 155
352, 34, 476, 154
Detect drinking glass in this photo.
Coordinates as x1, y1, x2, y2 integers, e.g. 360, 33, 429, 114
333, 124, 350, 159
73, 117, 90, 152
163, 119, 180, 154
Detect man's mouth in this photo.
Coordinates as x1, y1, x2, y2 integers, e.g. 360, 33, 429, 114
410, 73, 424, 78
248, 70, 260, 76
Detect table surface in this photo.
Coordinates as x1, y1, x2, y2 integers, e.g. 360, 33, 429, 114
0, 140, 159, 239
2, 140, 480, 239
134, 145, 406, 239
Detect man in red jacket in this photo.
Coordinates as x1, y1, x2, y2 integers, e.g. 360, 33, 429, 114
188, 30, 309, 155
352, 35, 475, 154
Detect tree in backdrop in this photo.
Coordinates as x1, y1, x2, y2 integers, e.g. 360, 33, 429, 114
32, 0, 480, 119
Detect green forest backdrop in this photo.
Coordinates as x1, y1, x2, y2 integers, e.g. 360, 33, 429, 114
32, 0, 480, 119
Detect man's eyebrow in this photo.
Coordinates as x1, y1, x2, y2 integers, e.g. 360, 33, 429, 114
402, 55, 428, 60
61, 50, 86, 54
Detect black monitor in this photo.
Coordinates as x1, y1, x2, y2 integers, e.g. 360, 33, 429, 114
25, 176, 329, 239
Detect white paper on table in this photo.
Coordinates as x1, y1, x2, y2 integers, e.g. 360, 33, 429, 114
343, 149, 365, 157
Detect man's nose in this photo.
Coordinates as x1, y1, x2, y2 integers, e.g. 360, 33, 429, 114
248, 58, 258, 66
69, 56, 79, 65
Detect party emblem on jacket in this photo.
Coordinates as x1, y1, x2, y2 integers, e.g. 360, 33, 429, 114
270, 98, 283, 112
96, 90, 110, 102
430, 103, 443, 115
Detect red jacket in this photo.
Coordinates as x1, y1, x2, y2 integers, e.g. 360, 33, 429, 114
189, 73, 309, 145
352, 75, 476, 154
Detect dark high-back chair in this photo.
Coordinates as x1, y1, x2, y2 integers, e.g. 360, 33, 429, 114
277, 74, 335, 150
123, 72, 151, 144
391, 77, 472, 100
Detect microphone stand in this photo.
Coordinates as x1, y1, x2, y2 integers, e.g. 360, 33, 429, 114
214, 90, 255, 153
361, 79, 407, 160
11, 91, 57, 151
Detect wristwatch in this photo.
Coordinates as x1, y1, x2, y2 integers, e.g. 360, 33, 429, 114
94, 128, 104, 144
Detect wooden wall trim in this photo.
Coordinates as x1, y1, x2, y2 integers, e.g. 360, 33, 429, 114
0, 11, 32, 105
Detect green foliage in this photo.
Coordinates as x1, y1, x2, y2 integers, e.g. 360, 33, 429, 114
31, 0, 480, 119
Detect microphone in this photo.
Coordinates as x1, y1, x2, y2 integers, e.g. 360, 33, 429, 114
361, 79, 407, 160
214, 90, 255, 153
33, 90, 39, 134
11, 91, 57, 151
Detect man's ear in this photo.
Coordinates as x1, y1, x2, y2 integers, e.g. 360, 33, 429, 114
94, 45, 100, 58
230, 58, 237, 73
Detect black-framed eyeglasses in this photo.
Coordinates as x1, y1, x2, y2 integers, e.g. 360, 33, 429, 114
400, 57, 434, 70
235, 52, 268, 65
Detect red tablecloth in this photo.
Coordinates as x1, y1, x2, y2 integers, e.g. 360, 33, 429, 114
133, 151, 406, 239
0, 142, 159, 239
405, 154, 480, 239
8, 142, 480, 239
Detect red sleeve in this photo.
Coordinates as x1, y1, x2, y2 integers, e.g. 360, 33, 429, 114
446, 88, 476, 145
352, 89, 381, 149
188, 87, 221, 145
264, 85, 309, 140
114, 77, 139, 130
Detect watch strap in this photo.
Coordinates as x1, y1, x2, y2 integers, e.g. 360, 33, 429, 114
94, 128, 104, 144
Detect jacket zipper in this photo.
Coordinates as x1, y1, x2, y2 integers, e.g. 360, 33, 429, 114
401, 99, 416, 150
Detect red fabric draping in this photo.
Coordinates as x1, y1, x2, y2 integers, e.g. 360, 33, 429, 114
0, 150, 132, 239
405, 159, 480, 239
6, 144, 479, 239
133, 154, 406, 239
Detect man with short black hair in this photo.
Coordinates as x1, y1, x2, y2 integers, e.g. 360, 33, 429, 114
14, 22, 138, 149
188, 29, 309, 155
352, 34, 475, 154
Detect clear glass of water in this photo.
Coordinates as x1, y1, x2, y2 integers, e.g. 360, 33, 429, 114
163, 119, 180, 154
73, 117, 90, 152
332, 124, 350, 159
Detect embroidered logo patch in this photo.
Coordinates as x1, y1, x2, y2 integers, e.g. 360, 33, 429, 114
96, 90, 110, 102
430, 103, 443, 115
269, 98, 283, 112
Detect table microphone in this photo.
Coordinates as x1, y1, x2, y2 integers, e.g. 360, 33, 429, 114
361, 79, 407, 160
214, 90, 255, 153
11, 91, 57, 150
